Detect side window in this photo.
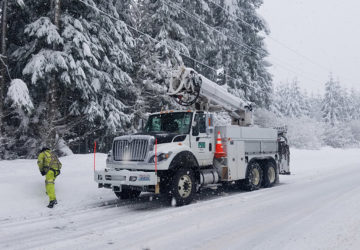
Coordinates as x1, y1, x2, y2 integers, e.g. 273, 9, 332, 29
199, 114, 206, 133
179, 113, 192, 134
195, 113, 206, 133
151, 117, 161, 131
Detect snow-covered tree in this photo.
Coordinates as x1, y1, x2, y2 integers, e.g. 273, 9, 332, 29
0, 0, 26, 134
134, 0, 186, 117
274, 80, 309, 118
2, 0, 138, 156
308, 92, 323, 121
136, 0, 272, 111
321, 76, 343, 125
349, 89, 360, 120
209, 0, 272, 107
320, 77, 360, 147
9, 0, 67, 149
69, 0, 136, 137
9, 1, 360, 156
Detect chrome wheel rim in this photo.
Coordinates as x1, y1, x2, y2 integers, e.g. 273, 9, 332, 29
178, 175, 192, 198
268, 167, 276, 183
251, 168, 260, 186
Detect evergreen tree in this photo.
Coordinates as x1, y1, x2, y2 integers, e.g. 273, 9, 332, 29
0, 0, 25, 136
4, 0, 137, 156
135, 0, 186, 116
0, 0, 278, 158
136, 0, 272, 109
338, 86, 351, 122
176, 0, 217, 76
209, 0, 272, 107
349, 88, 360, 120
274, 80, 308, 118
308, 91, 323, 121
321, 75, 343, 125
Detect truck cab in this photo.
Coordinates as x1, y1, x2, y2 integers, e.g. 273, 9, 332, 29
144, 110, 214, 163
106, 110, 214, 170
95, 110, 215, 202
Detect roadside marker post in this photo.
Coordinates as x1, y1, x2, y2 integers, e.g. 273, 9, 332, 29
155, 139, 157, 173
94, 141, 96, 172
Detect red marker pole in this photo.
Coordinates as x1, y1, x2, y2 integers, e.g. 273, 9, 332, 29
94, 141, 96, 172
155, 139, 157, 173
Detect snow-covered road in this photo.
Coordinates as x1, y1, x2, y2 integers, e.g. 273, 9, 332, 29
1, 148, 360, 250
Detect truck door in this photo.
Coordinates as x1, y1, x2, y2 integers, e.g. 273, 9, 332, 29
191, 112, 213, 166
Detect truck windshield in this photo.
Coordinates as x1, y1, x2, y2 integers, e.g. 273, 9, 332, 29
144, 112, 193, 134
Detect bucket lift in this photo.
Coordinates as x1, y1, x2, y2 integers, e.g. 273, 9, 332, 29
168, 67, 253, 126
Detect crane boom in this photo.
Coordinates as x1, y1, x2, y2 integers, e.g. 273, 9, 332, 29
168, 67, 252, 126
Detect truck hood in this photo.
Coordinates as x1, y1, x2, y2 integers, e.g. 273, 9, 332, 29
133, 131, 187, 144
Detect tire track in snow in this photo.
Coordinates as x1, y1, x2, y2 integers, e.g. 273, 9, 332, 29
1, 153, 360, 250
0, 191, 229, 250
49, 163, 360, 250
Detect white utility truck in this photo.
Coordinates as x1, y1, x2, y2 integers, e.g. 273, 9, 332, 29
94, 67, 290, 205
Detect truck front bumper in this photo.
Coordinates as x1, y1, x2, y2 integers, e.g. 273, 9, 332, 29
94, 169, 158, 188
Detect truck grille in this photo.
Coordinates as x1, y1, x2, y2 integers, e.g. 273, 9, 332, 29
113, 139, 149, 161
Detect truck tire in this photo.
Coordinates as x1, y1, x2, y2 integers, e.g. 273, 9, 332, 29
244, 162, 263, 191
114, 189, 141, 199
169, 168, 196, 206
262, 162, 276, 188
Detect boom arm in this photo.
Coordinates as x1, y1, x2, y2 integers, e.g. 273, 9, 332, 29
168, 67, 252, 126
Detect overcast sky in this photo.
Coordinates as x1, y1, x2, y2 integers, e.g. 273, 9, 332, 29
259, 0, 360, 94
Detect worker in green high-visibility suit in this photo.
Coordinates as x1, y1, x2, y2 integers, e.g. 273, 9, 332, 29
37, 147, 62, 208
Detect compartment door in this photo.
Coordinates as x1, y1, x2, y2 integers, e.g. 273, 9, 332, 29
227, 140, 245, 180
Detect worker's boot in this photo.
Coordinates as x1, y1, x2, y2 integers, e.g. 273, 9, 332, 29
47, 199, 57, 208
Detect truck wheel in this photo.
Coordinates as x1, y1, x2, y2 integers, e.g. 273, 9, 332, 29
169, 168, 196, 206
244, 162, 263, 191
114, 189, 141, 199
262, 162, 276, 188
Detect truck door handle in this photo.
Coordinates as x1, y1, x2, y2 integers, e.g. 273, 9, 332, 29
196, 137, 200, 141
209, 143, 212, 151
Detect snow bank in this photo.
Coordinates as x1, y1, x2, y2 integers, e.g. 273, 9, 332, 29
0, 153, 109, 217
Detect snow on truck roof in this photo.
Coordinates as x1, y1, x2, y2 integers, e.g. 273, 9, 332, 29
150, 110, 194, 115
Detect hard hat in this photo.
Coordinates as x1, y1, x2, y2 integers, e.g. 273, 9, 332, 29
40, 147, 50, 152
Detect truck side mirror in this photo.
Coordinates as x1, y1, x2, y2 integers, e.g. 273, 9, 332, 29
206, 114, 214, 135
192, 125, 199, 136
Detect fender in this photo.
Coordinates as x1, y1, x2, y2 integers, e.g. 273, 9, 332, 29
169, 150, 199, 171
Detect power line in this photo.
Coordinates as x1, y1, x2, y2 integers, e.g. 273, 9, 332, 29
79, 0, 328, 96
208, 0, 356, 85
77, 0, 260, 92
164, 0, 327, 86
207, 0, 329, 72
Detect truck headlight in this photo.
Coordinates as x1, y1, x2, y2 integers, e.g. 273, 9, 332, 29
149, 152, 172, 163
